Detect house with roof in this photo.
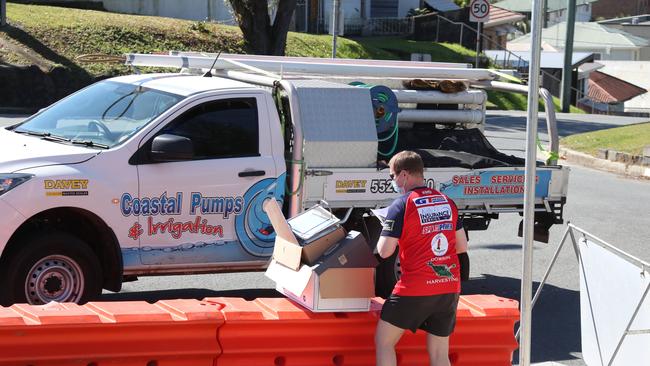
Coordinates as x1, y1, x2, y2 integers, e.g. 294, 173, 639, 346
493, 0, 598, 27
507, 21, 650, 60
580, 70, 648, 114
481, 6, 526, 49
587, 60, 650, 115
599, 14, 650, 48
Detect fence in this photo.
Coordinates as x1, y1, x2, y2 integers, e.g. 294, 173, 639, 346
318, 17, 414, 36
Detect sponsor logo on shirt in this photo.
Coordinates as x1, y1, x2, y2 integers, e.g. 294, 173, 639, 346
429, 255, 451, 262
431, 232, 449, 256
417, 204, 452, 225
413, 195, 447, 206
426, 260, 456, 279
421, 222, 453, 234
382, 219, 395, 232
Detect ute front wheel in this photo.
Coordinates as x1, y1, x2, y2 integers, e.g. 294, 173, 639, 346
0, 232, 102, 306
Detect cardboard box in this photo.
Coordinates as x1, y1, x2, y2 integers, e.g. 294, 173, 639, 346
263, 200, 378, 312
265, 231, 378, 312
271, 265, 376, 312
265, 200, 345, 270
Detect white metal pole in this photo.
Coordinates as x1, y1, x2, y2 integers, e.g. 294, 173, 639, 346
475, 22, 481, 68
331, 0, 340, 58
460, 25, 464, 47
519, 0, 544, 365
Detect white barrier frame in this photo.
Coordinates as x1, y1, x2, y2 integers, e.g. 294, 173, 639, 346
517, 223, 650, 366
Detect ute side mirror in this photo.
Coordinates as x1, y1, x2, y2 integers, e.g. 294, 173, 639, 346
150, 134, 194, 162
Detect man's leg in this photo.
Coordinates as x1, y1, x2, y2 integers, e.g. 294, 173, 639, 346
426, 333, 450, 366
375, 319, 405, 366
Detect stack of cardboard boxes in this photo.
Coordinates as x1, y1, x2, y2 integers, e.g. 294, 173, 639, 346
264, 200, 378, 312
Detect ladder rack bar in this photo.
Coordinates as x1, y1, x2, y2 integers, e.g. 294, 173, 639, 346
169, 51, 472, 69
125, 53, 497, 81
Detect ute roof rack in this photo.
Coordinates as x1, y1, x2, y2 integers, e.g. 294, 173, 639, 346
124, 52, 499, 81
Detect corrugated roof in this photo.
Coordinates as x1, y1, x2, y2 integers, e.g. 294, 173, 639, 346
587, 71, 647, 103
424, 0, 459, 12
596, 61, 650, 111
485, 6, 526, 28
509, 22, 649, 49
493, 0, 598, 13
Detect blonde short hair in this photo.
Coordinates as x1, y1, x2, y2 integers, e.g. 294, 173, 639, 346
389, 151, 424, 177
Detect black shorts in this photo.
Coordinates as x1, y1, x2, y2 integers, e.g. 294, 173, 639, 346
380, 293, 459, 336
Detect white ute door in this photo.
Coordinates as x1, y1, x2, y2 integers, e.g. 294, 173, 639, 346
132, 94, 284, 268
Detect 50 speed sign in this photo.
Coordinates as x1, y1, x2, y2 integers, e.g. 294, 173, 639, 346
469, 0, 490, 22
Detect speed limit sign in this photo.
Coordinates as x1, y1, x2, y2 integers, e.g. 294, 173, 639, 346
469, 0, 490, 22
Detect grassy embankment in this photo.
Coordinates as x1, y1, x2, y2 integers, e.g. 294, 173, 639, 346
561, 122, 650, 156
1, 3, 581, 112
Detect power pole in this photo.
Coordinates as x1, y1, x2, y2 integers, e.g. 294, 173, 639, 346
331, 0, 340, 58
561, 0, 577, 113
1, 0, 7, 27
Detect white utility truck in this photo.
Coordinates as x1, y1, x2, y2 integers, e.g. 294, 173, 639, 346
0, 54, 569, 305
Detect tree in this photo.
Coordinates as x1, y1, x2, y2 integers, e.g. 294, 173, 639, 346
229, 0, 297, 56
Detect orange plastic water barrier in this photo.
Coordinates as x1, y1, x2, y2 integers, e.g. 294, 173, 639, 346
0, 299, 224, 366
209, 295, 519, 366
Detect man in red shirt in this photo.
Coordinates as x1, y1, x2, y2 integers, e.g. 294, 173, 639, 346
375, 151, 469, 366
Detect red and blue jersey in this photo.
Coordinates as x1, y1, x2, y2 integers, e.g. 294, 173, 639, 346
380, 187, 462, 296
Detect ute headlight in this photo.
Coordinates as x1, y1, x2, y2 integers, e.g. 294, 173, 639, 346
0, 174, 34, 196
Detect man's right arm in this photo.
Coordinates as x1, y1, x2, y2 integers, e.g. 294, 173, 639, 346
377, 196, 407, 258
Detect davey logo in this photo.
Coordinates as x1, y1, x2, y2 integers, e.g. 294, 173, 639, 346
335, 180, 367, 193
44, 179, 88, 190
